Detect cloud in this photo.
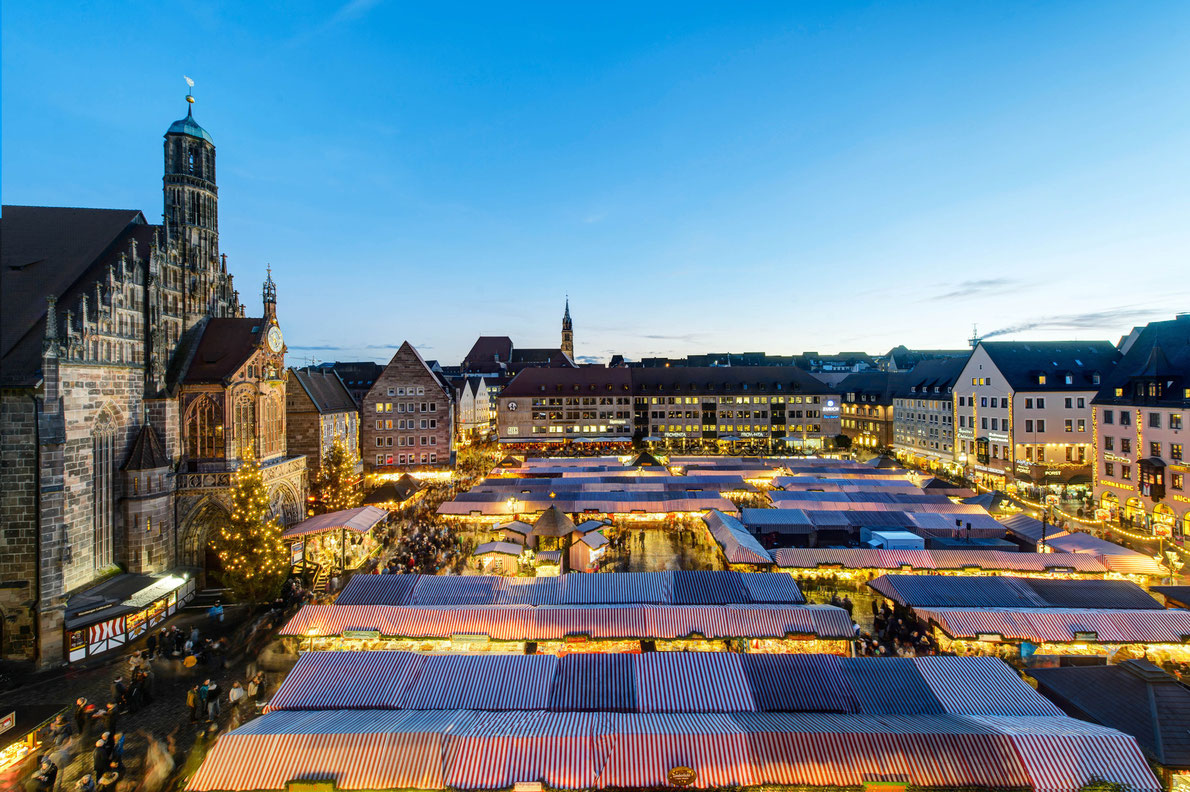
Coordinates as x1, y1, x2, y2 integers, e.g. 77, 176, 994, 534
639, 333, 703, 342
576, 355, 604, 365
981, 307, 1166, 340
931, 278, 1022, 301
331, 0, 383, 24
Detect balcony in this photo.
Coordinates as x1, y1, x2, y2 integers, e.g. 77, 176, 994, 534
177, 454, 307, 492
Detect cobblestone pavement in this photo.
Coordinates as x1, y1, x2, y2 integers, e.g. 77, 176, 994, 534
1, 601, 285, 792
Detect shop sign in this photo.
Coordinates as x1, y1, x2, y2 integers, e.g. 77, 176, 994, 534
988, 431, 1009, 443
342, 630, 380, 641
1044, 469, 1063, 477
564, 634, 589, 644
514, 784, 543, 792
739, 431, 768, 438
668, 767, 697, 787
863, 784, 908, 792
976, 633, 1003, 643
1073, 631, 1098, 641
291, 541, 304, 564
0, 711, 13, 735
1015, 462, 1033, 474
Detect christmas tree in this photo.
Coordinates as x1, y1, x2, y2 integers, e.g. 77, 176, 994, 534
315, 438, 361, 513
210, 450, 289, 603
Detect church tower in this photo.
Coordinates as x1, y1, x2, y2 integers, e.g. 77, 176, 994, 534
561, 297, 574, 359
164, 87, 232, 327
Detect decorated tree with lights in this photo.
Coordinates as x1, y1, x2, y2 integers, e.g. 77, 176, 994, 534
210, 451, 289, 603
314, 439, 361, 514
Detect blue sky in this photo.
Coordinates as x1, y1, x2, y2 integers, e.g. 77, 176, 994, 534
4, 1, 1188, 364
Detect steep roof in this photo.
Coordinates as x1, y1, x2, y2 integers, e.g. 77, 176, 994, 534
633, 365, 834, 395
290, 366, 357, 413
891, 356, 968, 398
1094, 315, 1190, 407
1, 205, 149, 385
837, 371, 899, 403
500, 367, 633, 398
122, 423, 169, 471
463, 336, 514, 369
977, 340, 1120, 391
531, 505, 577, 537
1030, 660, 1190, 768
181, 317, 266, 383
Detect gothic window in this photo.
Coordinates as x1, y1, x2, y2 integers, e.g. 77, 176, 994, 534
186, 396, 224, 459
262, 397, 283, 457
93, 415, 117, 569
233, 392, 257, 456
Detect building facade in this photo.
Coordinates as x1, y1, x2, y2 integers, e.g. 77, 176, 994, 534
495, 366, 841, 449
286, 366, 360, 472
1092, 315, 1190, 540
891, 356, 965, 470
0, 95, 306, 667
953, 341, 1119, 492
837, 372, 896, 450
362, 341, 454, 471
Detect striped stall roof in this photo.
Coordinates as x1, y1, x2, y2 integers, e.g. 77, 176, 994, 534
913, 656, 1062, 717
444, 711, 615, 790
186, 709, 468, 792
741, 654, 855, 713
187, 709, 1160, 792
671, 569, 750, 605
917, 607, 1190, 644
599, 713, 757, 788
400, 654, 558, 711
498, 577, 562, 605
266, 651, 424, 711
647, 606, 731, 639
533, 605, 651, 640
634, 653, 756, 713
409, 575, 507, 606
549, 654, 637, 712
869, 574, 1048, 608
556, 572, 671, 605
702, 510, 774, 565
773, 548, 1108, 574
970, 716, 1161, 792
738, 572, 804, 604
735, 712, 1031, 789
335, 574, 419, 606
838, 658, 946, 715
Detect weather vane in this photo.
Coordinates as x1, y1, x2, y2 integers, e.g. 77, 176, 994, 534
184, 75, 195, 104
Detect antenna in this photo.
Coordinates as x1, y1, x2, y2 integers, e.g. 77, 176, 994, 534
969, 323, 980, 349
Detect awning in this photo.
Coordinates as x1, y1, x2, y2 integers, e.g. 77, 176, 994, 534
281, 505, 389, 539
473, 541, 522, 557
64, 571, 191, 629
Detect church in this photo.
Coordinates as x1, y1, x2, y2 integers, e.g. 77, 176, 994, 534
0, 92, 307, 668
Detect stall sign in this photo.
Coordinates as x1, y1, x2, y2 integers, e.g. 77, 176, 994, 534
0, 711, 13, 735
1157, 522, 1173, 538
668, 767, 697, 787
450, 633, 489, 645
976, 633, 1003, 643
341, 630, 380, 641
88, 615, 126, 655
514, 784, 543, 792
864, 784, 908, 792
1073, 631, 1098, 641
291, 541, 304, 564
564, 634, 589, 644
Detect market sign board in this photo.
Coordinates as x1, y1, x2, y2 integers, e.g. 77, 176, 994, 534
0, 711, 14, 735
668, 766, 697, 787
341, 630, 380, 641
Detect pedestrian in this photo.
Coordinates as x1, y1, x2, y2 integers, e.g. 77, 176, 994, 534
111, 677, 127, 711
197, 680, 210, 721
247, 672, 264, 703
189, 625, 200, 645
110, 732, 126, 774
92, 740, 109, 778
146, 629, 158, 660
205, 679, 221, 722
187, 685, 200, 723
228, 680, 246, 725
31, 755, 58, 792
74, 697, 89, 737
208, 600, 224, 626
74, 774, 96, 792
101, 702, 119, 733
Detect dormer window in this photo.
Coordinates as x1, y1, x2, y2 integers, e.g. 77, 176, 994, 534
1038, 374, 1047, 385
1115, 387, 1124, 397
1092, 373, 1101, 385
1065, 374, 1073, 385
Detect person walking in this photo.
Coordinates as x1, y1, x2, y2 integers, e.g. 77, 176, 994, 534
208, 601, 224, 626
205, 680, 221, 722
197, 681, 210, 722
228, 681, 246, 726
145, 629, 158, 660
92, 740, 109, 779
187, 685, 200, 723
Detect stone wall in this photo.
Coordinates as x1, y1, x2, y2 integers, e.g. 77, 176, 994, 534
0, 390, 39, 660
362, 345, 453, 471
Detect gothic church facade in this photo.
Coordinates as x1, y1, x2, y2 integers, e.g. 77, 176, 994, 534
0, 95, 306, 667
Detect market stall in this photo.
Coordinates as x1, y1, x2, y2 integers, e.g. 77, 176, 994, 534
282, 505, 389, 576
63, 571, 196, 664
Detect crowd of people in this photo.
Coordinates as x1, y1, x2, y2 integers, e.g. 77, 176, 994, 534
855, 601, 940, 658
378, 522, 465, 575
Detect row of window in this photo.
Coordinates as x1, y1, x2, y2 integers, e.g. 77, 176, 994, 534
385, 386, 427, 397
1102, 410, 1184, 429
376, 453, 437, 465
375, 435, 437, 447
374, 418, 438, 430
531, 397, 632, 407
374, 401, 439, 413
1103, 436, 1184, 460
1102, 463, 1184, 491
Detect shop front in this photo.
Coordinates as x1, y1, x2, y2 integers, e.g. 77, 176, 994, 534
283, 505, 389, 578
0, 705, 67, 777
63, 572, 196, 664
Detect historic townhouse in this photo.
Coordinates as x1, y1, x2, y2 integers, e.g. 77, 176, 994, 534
0, 94, 305, 667
362, 342, 454, 471
837, 371, 898, 450
891, 356, 966, 470
953, 341, 1119, 491
1093, 314, 1190, 539
286, 366, 360, 472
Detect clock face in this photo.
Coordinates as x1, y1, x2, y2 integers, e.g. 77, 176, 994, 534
267, 325, 283, 353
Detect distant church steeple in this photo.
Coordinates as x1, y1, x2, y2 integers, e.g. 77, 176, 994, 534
561, 296, 573, 359
263, 264, 277, 321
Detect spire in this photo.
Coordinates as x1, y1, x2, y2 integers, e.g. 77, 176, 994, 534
262, 264, 277, 319
43, 295, 59, 355
561, 295, 574, 359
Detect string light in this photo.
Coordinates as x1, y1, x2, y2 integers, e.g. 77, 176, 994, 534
209, 448, 288, 600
